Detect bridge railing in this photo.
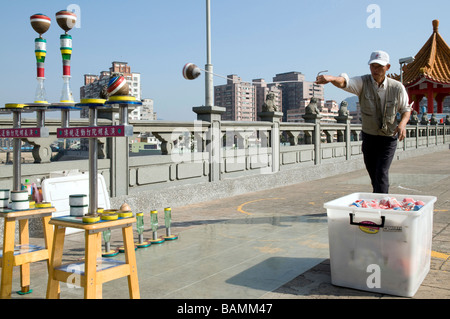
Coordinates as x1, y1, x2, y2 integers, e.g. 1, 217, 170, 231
0, 112, 449, 198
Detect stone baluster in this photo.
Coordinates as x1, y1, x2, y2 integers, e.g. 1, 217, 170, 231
335, 102, 353, 160
258, 110, 283, 173
302, 98, 322, 165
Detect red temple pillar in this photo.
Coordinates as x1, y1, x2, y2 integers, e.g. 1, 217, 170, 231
427, 84, 434, 113
412, 94, 424, 113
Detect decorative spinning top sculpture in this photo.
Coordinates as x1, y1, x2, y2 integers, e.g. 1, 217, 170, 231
107, 74, 130, 97
56, 10, 77, 103
30, 13, 51, 104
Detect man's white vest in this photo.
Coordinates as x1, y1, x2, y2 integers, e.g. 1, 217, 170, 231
359, 74, 405, 136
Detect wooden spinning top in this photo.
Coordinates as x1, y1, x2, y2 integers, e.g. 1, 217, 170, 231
120, 202, 131, 211
30, 13, 51, 36
55, 10, 77, 33
107, 75, 129, 96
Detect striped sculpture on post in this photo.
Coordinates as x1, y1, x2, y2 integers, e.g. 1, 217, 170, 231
56, 10, 77, 103
30, 13, 51, 104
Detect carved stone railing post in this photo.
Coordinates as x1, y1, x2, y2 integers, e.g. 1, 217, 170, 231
258, 111, 283, 173
335, 112, 353, 160
193, 106, 225, 182
303, 112, 322, 165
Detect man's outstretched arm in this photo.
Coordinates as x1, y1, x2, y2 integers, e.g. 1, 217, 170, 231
315, 75, 347, 88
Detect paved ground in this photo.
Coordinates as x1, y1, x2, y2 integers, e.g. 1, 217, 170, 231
8, 149, 450, 302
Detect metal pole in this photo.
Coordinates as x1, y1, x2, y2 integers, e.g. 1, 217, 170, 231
205, 0, 213, 107
36, 110, 45, 128
12, 111, 21, 191
88, 107, 98, 216
119, 104, 128, 125
400, 62, 403, 83
61, 110, 70, 128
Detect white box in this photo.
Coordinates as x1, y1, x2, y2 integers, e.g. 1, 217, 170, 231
42, 173, 110, 234
324, 192, 436, 297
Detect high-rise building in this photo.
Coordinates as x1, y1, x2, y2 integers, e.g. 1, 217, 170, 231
130, 98, 157, 121
214, 75, 256, 121
273, 71, 324, 122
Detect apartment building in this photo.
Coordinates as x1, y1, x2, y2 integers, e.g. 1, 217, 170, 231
130, 98, 157, 121
322, 100, 340, 122
273, 71, 324, 122
214, 75, 256, 121
286, 98, 340, 123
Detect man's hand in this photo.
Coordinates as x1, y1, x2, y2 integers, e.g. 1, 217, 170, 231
315, 75, 346, 88
315, 75, 333, 84
394, 123, 407, 141
394, 111, 411, 141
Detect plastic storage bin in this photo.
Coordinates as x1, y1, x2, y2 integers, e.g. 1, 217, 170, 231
323, 192, 436, 297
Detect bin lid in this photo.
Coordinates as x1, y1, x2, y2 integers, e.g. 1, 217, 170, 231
42, 173, 110, 234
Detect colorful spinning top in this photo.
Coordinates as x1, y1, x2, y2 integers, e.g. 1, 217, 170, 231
30, 13, 51, 35
55, 10, 77, 32
30, 13, 51, 104
183, 63, 201, 80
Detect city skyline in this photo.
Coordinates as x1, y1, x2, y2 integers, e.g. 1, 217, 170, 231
0, 0, 449, 121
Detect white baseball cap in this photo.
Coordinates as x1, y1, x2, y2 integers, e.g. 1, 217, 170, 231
368, 50, 390, 66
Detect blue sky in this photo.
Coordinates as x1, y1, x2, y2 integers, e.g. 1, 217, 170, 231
1, 0, 449, 121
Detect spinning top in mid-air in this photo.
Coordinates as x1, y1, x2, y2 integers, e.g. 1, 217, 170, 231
183, 63, 201, 80
55, 10, 77, 33
30, 13, 51, 36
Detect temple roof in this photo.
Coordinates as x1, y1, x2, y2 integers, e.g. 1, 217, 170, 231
401, 20, 450, 86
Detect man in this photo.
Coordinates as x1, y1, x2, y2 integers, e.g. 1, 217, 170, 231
315, 50, 411, 193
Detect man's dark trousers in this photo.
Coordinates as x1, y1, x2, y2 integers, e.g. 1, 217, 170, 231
361, 132, 398, 194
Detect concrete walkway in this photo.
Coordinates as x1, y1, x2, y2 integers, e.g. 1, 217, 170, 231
9, 149, 450, 300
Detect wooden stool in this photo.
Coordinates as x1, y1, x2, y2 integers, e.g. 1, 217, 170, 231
46, 216, 140, 299
0, 207, 55, 299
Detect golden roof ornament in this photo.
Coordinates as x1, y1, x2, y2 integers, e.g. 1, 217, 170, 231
432, 19, 439, 33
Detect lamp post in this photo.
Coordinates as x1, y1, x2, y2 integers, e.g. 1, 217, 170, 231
205, 0, 213, 107
399, 56, 414, 83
